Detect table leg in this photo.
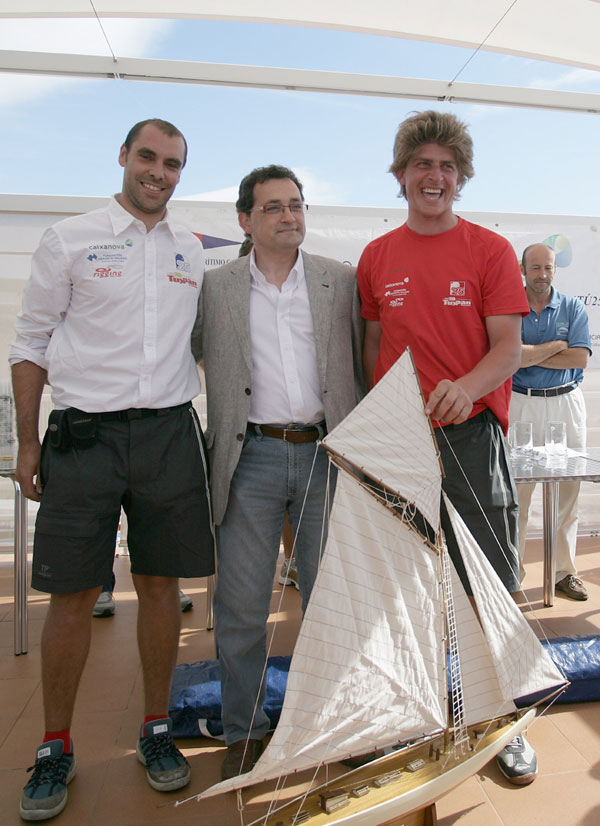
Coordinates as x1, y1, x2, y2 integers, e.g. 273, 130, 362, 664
12, 479, 28, 655
542, 481, 559, 607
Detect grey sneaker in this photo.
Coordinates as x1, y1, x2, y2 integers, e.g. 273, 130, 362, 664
93, 590, 115, 618
278, 558, 299, 591
20, 739, 76, 821
179, 590, 193, 612
496, 734, 537, 785
555, 574, 588, 601
136, 718, 190, 792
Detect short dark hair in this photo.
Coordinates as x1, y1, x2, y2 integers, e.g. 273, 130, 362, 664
236, 165, 304, 213
521, 243, 555, 269
123, 119, 188, 167
390, 110, 474, 199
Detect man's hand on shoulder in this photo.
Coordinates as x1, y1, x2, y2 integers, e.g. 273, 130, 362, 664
16, 441, 43, 502
425, 379, 473, 425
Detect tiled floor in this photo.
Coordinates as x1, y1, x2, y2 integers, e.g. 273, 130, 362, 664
0, 536, 599, 826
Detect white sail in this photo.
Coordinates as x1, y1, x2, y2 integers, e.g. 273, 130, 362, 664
447, 553, 518, 726
444, 494, 566, 711
200, 472, 447, 799
323, 350, 442, 533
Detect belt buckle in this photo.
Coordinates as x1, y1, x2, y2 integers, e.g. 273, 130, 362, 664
282, 426, 294, 442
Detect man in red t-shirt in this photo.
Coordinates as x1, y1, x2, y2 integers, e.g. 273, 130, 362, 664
357, 110, 535, 786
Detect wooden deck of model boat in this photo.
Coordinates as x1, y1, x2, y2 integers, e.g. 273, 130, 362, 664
250, 709, 536, 826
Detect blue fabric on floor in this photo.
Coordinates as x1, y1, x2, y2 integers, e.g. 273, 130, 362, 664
516, 634, 600, 706
170, 655, 290, 739
169, 636, 600, 738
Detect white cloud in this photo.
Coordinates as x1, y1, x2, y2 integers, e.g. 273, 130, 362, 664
185, 186, 239, 202
186, 168, 345, 206
294, 166, 345, 205
527, 67, 600, 91
0, 19, 174, 106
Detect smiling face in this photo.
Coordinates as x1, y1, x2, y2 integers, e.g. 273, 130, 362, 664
238, 177, 306, 258
396, 143, 459, 234
118, 123, 185, 228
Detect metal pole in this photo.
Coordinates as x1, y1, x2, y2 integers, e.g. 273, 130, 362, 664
12, 477, 28, 654
542, 481, 559, 607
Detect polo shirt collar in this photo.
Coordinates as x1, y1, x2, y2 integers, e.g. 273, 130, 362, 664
107, 196, 177, 240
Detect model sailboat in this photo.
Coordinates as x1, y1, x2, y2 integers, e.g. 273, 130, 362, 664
193, 350, 566, 825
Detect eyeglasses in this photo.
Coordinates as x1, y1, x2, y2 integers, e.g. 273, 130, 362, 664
251, 202, 308, 216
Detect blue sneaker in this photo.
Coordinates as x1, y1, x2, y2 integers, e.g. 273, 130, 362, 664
496, 734, 538, 785
20, 739, 76, 821
136, 718, 190, 792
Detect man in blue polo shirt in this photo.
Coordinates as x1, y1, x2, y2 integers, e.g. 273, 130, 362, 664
510, 243, 591, 600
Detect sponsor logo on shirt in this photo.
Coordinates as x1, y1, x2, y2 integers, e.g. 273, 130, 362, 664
175, 253, 192, 273
166, 272, 198, 287
93, 267, 122, 278
384, 278, 410, 308
89, 243, 128, 250
443, 280, 471, 307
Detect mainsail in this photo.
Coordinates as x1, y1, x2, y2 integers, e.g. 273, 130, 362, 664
196, 350, 566, 803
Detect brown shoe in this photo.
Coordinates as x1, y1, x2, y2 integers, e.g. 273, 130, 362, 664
555, 575, 588, 601
221, 739, 264, 780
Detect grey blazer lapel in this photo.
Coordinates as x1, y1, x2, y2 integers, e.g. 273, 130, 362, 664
304, 253, 333, 385
224, 260, 252, 373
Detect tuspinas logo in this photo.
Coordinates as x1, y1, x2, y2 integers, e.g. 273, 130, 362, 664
449, 281, 465, 297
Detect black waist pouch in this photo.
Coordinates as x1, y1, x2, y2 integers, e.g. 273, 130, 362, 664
65, 408, 98, 449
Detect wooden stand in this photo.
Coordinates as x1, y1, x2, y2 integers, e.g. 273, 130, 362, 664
382, 802, 437, 826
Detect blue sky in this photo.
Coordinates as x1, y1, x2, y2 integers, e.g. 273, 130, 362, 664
2, 16, 600, 216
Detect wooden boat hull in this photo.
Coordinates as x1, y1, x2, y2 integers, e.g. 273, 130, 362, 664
253, 709, 536, 826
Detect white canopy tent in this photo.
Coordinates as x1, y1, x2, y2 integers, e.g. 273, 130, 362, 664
1, 1, 599, 114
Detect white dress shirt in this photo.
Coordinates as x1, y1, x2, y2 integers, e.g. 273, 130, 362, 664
248, 249, 324, 425
10, 197, 203, 412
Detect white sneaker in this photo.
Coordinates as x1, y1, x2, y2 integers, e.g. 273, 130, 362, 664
179, 590, 193, 612
93, 590, 115, 618
496, 734, 537, 785
278, 558, 299, 590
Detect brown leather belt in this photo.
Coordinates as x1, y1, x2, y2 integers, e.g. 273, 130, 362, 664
246, 421, 325, 443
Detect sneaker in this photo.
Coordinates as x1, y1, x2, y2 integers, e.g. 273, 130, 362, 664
496, 734, 538, 785
179, 590, 193, 612
278, 558, 299, 590
93, 590, 115, 618
221, 739, 264, 780
555, 574, 588, 601
136, 718, 190, 792
20, 739, 76, 821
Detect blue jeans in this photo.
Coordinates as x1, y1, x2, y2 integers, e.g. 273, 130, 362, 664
215, 429, 335, 744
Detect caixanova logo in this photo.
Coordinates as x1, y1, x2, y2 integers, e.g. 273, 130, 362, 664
166, 273, 198, 287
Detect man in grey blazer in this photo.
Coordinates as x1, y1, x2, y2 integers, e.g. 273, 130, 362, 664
192, 165, 363, 779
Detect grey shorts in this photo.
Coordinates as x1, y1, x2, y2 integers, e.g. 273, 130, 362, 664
31, 403, 214, 594
436, 409, 520, 595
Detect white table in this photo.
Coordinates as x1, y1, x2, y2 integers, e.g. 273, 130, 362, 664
511, 447, 600, 606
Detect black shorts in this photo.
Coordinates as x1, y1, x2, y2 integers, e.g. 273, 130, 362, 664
435, 409, 520, 595
31, 403, 215, 594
